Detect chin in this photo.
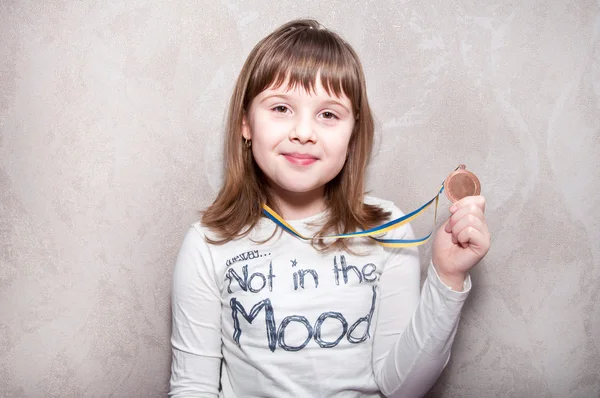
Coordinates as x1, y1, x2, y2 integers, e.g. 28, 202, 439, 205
275, 179, 324, 195
282, 184, 321, 194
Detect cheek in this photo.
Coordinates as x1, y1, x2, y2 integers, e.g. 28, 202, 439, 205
326, 125, 353, 156
323, 136, 352, 166
251, 119, 286, 147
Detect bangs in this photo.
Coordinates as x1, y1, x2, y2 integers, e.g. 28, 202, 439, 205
245, 26, 361, 112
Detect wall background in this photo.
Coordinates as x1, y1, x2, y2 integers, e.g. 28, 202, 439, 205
1, 1, 599, 397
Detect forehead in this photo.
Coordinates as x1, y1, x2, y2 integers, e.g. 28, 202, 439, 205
260, 76, 351, 102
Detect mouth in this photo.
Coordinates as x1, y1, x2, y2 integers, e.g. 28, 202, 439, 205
282, 152, 319, 166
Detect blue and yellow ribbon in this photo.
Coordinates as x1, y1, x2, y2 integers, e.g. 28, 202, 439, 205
262, 184, 445, 248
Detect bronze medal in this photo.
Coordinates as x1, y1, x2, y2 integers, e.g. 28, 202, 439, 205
444, 164, 481, 203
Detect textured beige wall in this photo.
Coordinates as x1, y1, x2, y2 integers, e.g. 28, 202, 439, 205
1, 1, 599, 397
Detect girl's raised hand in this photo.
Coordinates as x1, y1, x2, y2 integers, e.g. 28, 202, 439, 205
431, 196, 491, 290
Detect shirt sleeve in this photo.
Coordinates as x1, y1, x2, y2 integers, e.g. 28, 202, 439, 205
372, 206, 471, 398
169, 225, 222, 397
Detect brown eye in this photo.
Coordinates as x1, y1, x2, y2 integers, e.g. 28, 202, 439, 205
273, 105, 289, 113
321, 111, 337, 119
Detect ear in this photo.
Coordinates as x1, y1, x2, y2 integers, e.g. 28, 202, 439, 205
241, 115, 251, 140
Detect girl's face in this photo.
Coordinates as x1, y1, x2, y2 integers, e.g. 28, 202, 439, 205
243, 78, 355, 208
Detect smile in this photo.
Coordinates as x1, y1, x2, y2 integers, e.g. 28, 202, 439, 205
283, 153, 318, 166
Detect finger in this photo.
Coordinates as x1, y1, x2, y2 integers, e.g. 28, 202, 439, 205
456, 226, 490, 255
450, 195, 486, 214
450, 195, 485, 214
447, 205, 485, 231
451, 214, 486, 239
445, 205, 485, 233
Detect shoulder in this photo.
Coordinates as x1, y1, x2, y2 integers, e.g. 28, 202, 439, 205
177, 221, 226, 256
176, 221, 211, 255
176, 222, 228, 276
185, 220, 229, 243
364, 195, 407, 220
363, 195, 414, 240
189, 220, 209, 237
181, 221, 261, 257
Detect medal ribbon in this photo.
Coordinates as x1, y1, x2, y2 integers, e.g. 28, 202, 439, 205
262, 184, 445, 248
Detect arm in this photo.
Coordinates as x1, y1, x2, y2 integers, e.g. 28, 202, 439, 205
169, 225, 222, 397
372, 213, 471, 398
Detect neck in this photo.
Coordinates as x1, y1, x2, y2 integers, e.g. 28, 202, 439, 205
270, 187, 327, 220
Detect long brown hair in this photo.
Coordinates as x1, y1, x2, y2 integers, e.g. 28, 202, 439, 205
202, 19, 390, 251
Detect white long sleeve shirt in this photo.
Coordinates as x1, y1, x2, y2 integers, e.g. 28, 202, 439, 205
169, 196, 471, 397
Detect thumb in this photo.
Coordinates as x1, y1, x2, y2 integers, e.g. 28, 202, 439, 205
442, 217, 452, 234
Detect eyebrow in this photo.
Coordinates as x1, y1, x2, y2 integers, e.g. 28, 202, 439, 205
259, 94, 352, 114
258, 94, 291, 104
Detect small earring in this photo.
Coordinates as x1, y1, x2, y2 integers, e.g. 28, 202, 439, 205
243, 138, 252, 149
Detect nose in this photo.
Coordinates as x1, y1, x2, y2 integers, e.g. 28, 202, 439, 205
290, 113, 316, 144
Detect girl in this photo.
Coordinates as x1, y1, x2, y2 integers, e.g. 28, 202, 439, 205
169, 19, 490, 398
